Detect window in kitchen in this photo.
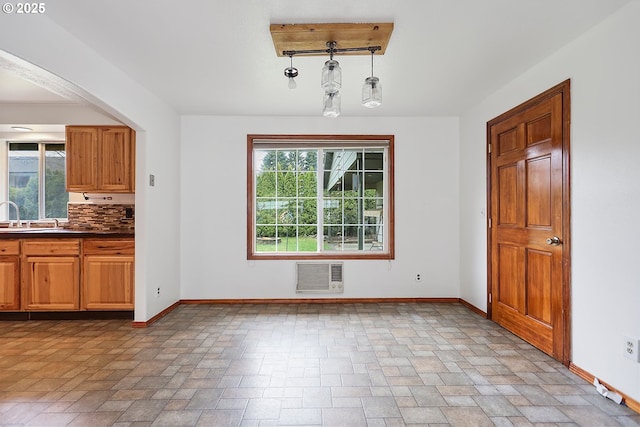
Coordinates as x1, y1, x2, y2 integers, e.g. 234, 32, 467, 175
247, 134, 394, 260
6, 142, 68, 220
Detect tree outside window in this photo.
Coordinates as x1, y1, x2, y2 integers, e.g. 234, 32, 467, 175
7, 142, 68, 221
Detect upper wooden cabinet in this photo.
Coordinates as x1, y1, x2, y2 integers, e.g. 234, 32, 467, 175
66, 126, 135, 193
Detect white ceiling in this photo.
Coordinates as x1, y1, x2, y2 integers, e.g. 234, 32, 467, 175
2, 0, 632, 119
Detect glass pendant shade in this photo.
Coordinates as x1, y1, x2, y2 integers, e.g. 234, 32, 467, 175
321, 59, 342, 93
322, 91, 341, 118
287, 76, 297, 89
362, 76, 382, 108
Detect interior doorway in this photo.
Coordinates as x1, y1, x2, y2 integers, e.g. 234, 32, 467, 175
487, 80, 571, 365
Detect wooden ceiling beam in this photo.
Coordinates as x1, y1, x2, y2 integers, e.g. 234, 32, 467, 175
270, 22, 394, 57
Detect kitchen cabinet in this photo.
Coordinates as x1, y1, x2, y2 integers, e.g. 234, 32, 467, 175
0, 240, 20, 310
82, 238, 134, 310
21, 240, 80, 311
66, 126, 135, 192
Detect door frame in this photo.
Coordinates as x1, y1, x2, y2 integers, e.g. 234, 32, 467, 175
486, 80, 571, 366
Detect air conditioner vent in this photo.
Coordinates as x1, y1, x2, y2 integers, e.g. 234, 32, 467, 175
296, 262, 344, 293
330, 263, 343, 283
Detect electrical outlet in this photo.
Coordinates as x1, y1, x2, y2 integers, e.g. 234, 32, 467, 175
624, 336, 640, 362
156, 287, 160, 297
415, 273, 422, 282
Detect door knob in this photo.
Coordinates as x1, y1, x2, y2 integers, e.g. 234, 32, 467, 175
546, 236, 561, 246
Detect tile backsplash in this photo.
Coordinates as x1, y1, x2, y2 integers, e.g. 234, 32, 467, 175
67, 203, 135, 231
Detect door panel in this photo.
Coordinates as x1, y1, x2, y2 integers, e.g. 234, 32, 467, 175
498, 165, 518, 225
526, 249, 552, 324
488, 81, 570, 364
498, 244, 521, 310
526, 155, 552, 227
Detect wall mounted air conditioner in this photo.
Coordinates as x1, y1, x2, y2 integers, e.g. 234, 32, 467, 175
296, 262, 344, 293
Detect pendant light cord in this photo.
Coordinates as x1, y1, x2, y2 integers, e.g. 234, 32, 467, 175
369, 47, 376, 77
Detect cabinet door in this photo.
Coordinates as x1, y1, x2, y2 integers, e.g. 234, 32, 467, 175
83, 255, 134, 310
23, 256, 80, 310
99, 127, 133, 192
0, 256, 20, 310
66, 126, 99, 191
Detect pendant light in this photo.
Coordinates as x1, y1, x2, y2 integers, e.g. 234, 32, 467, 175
283, 54, 298, 89
321, 42, 341, 117
320, 42, 342, 93
322, 91, 341, 118
362, 48, 382, 108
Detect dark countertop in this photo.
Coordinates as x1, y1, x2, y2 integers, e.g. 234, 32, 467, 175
0, 228, 134, 239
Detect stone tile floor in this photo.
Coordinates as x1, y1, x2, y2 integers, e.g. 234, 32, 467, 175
0, 303, 639, 426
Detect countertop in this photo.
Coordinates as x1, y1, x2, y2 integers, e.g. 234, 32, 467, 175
0, 228, 134, 239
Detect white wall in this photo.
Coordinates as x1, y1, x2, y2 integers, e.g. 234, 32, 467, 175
0, 15, 182, 321
180, 116, 460, 300
459, 1, 640, 402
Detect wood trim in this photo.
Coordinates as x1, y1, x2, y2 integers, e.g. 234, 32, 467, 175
486, 118, 493, 320
131, 300, 180, 328
249, 134, 395, 142
247, 134, 395, 261
459, 298, 487, 318
386, 136, 395, 260
270, 23, 394, 57
246, 135, 254, 261
181, 297, 460, 305
569, 363, 640, 414
486, 79, 571, 366
560, 81, 572, 369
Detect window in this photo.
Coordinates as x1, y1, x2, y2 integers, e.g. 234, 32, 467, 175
7, 142, 68, 220
248, 135, 394, 260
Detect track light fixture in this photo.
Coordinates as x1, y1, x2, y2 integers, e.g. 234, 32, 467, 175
271, 23, 393, 117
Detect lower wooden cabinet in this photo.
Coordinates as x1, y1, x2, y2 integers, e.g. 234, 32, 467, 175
82, 239, 134, 310
22, 256, 80, 310
0, 240, 20, 310
22, 239, 81, 311
0, 237, 134, 313
83, 256, 134, 310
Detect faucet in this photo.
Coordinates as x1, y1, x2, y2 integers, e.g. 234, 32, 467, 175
53, 218, 59, 229
0, 201, 21, 228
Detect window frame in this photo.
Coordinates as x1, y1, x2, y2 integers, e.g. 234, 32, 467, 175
247, 134, 395, 260
6, 141, 68, 221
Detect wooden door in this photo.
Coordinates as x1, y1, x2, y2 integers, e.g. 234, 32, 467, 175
99, 127, 133, 192
488, 81, 570, 364
66, 126, 98, 191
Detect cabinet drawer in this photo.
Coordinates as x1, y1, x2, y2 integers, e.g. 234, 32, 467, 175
84, 239, 134, 255
22, 239, 81, 255
0, 240, 20, 255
